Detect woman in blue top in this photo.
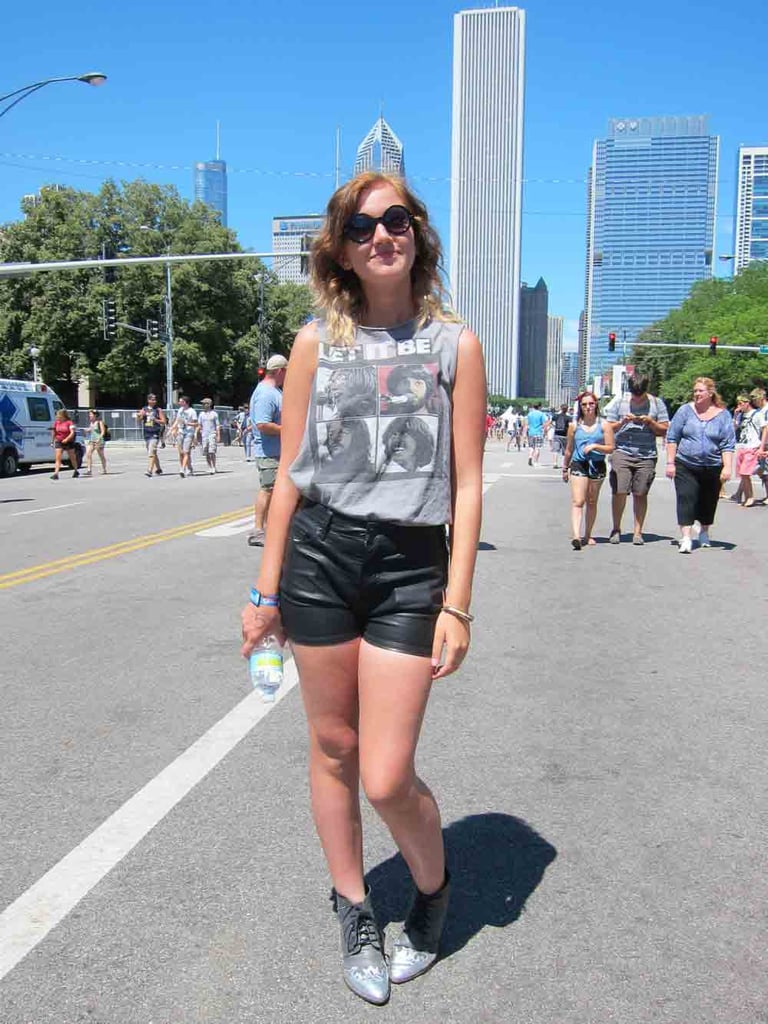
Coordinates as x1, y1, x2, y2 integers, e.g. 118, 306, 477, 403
562, 392, 615, 550
665, 376, 736, 553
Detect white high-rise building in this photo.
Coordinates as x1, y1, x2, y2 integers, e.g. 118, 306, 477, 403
450, 6, 526, 398
734, 146, 768, 273
272, 215, 325, 284
546, 315, 564, 408
354, 116, 405, 177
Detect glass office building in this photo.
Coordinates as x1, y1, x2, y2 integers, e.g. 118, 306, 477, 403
583, 116, 718, 380
734, 146, 768, 272
194, 160, 228, 226
354, 116, 405, 177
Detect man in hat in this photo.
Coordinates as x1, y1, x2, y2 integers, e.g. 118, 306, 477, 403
247, 354, 288, 546
196, 398, 221, 475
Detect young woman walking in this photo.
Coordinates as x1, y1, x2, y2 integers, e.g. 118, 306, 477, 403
562, 392, 614, 549
240, 172, 485, 1004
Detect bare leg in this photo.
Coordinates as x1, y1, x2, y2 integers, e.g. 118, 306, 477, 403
570, 475, 587, 541
583, 479, 603, 543
293, 639, 366, 903
358, 641, 445, 895
632, 493, 648, 537
741, 475, 754, 506
611, 491, 627, 534
254, 487, 272, 531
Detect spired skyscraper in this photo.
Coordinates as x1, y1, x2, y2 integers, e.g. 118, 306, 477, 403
450, 6, 526, 398
194, 123, 228, 226
354, 116, 405, 176
583, 116, 718, 382
734, 146, 768, 273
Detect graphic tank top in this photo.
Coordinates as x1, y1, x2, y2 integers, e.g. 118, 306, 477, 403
288, 318, 464, 525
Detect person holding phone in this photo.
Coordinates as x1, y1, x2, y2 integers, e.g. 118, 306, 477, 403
604, 374, 668, 545
240, 171, 485, 1004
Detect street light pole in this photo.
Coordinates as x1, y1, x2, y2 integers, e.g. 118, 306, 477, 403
164, 261, 174, 414
0, 72, 107, 121
29, 346, 40, 383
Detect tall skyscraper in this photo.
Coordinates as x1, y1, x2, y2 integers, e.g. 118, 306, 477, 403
546, 315, 564, 407
518, 279, 548, 397
561, 351, 579, 403
450, 7, 526, 398
272, 215, 325, 284
583, 116, 718, 381
354, 116, 405, 176
734, 146, 768, 272
194, 123, 228, 225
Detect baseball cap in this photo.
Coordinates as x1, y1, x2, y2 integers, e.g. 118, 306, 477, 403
266, 354, 288, 371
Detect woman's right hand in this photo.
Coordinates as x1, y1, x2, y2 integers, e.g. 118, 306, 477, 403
240, 603, 285, 657
665, 464, 676, 479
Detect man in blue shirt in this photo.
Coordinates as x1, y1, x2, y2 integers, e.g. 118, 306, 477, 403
247, 354, 288, 547
525, 403, 550, 467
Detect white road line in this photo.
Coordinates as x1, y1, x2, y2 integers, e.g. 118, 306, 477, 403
11, 502, 85, 517
196, 514, 254, 538
0, 657, 299, 982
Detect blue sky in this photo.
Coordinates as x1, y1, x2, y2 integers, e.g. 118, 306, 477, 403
2, 0, 766, 350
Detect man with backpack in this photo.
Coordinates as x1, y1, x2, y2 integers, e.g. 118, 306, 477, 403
137, 394, 167, 478
604, 374, 669, 545
551, 404, 571, 469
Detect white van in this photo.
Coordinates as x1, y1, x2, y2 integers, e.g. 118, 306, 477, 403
0, 378, 67, 476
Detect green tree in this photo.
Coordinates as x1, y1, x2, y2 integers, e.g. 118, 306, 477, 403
0, 179, 311, 403
631, 263, 768, 408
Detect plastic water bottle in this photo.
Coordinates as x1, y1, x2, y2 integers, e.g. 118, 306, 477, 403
249, 636, 284, 703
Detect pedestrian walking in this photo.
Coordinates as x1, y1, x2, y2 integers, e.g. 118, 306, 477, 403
240, 170, 485, 1005
665, 377, 736, 553
137, 394, 166, 477
551, 404, 571, 468
562, 391, 615, 549
50, 408, 79, 479
170, 396, 198, 477
604, 374, 669, 545
197, 398, 221, 475
733, 388, 766, 508
83, 409, 107, 475
247, 355, 288, 546
525, 403, 550, 466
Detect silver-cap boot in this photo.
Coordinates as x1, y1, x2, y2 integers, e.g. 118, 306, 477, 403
332, 888, 390, 1005
390, 871, 451, 984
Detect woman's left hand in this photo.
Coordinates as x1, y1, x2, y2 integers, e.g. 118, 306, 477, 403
431, 610, 470, 680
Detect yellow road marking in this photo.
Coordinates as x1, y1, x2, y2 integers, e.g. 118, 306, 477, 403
0, 506, 252, 590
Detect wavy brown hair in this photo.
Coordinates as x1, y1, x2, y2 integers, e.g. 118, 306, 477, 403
693, 377, 727, 409
310, 172, 459, 346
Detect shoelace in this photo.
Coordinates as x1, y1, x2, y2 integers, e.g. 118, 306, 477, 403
342, 912, 382, 956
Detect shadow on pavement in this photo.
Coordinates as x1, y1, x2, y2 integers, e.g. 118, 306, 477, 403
367, 812, 557, 959
0, 497, 34, 503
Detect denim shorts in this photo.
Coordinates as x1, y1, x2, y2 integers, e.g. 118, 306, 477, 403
280, 500, 448, 658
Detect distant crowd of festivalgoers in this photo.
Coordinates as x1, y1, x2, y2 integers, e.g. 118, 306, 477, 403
486, 377, 768, 552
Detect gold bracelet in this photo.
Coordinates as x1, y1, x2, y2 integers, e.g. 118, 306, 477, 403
442, 604, 474, 624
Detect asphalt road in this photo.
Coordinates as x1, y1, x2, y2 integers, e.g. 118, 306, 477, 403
0, 441, 765, 1023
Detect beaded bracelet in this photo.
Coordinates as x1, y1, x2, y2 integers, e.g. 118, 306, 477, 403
442, 604, 474, 624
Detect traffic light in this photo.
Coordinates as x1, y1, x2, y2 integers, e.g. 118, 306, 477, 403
147, 319, 160, 340
608, 332, 617, 353
257, 367, 266, 379
104, 299, 117, 341
709, 335, 718, 355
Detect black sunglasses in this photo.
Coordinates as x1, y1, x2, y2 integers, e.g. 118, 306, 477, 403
343, 204, 413, 244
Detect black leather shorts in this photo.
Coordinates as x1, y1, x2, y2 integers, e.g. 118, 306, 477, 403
280, 500, 448, 658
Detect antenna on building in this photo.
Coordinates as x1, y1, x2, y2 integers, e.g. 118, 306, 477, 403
215, 120, 221, 161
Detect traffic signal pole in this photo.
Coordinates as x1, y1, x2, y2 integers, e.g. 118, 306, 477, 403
631, 341, 767, 353
164, 261, 174, 415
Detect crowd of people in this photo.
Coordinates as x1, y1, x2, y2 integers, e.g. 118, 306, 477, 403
491, 376, 768, 552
